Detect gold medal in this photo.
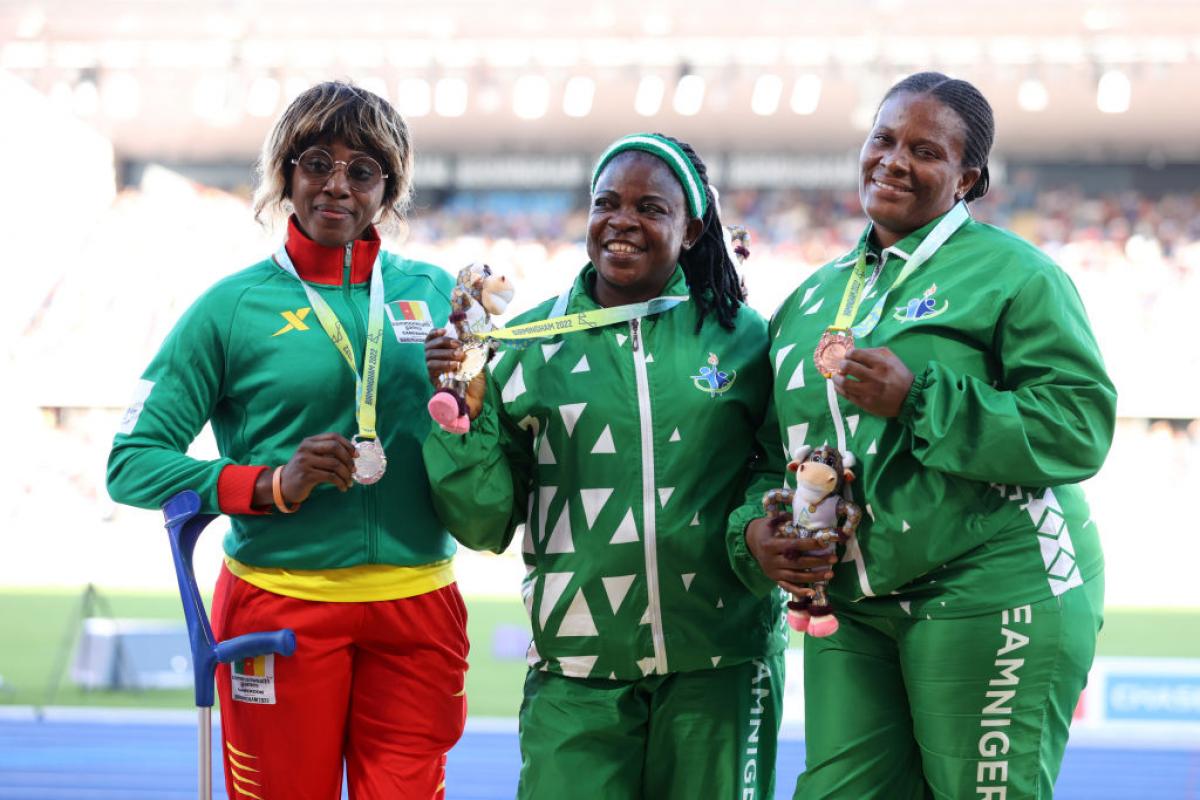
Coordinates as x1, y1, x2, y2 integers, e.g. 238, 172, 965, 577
352, 436, 387, 485
814, 328, 854, 378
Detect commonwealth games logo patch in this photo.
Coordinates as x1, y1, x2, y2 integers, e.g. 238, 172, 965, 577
691, 352, 736, 396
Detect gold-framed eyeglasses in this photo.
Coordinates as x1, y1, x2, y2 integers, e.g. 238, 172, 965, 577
290, 147, 388, 193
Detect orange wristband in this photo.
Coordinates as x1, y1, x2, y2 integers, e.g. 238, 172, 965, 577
272, 466, 299, 514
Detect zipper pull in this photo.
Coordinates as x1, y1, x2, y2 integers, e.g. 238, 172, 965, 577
630, 319, 641, 352
343, 242, 353, 283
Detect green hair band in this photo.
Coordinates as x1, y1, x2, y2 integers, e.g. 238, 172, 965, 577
591, 133, 708, 219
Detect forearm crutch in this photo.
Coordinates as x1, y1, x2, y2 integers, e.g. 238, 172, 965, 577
163, 490, 296, 800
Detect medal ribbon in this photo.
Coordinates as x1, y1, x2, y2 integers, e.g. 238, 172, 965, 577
480, 294, 689, 342
274, 246, 384, 441
838, 201, 970, 339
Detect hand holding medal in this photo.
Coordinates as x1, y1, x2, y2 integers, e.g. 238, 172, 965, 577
830, 347, 914, 418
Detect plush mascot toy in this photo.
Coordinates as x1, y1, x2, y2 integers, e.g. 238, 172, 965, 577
762, 444, 863, 637
427, 263, 514, 434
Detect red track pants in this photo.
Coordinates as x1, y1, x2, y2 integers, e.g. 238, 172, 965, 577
211, 566, 470, 799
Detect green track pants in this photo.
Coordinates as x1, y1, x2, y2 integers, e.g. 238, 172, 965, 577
517, 653, 785, 800
794, 577, 1104, 800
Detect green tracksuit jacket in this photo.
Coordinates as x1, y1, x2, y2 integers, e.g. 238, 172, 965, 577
107, 241, 456, 570
741, 211, 1116, 619
423, 265, 788, 680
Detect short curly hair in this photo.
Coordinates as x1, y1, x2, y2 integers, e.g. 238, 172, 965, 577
253, 80, 414, 232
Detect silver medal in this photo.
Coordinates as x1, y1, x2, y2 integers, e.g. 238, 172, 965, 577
352, 437, 387, 485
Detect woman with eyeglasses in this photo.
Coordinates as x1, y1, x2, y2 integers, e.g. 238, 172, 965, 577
107, 81, 467, 799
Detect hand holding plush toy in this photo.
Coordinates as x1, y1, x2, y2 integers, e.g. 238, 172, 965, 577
762, 444, 863, 637
427, 263, 514, 434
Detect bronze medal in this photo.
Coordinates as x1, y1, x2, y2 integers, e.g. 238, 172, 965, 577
814, 328, 854, 378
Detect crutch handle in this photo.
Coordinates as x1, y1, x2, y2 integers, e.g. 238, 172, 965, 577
215, 630, 297, 664
162, 490, 296, 708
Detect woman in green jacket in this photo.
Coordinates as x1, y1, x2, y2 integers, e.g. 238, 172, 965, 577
423, 134, 822, 799
743, 72, 1116, 799
107, 82, 468, 799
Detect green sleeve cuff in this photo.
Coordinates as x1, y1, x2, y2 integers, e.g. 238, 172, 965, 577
897, 365, 930, 428
725, 505, 778, 598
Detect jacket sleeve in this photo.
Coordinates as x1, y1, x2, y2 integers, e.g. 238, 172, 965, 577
725, 309, 789, 597
106, 290, 244, 513
725, 391, 788, 597
897, 265, 1117, 487
422, 371, 534, 553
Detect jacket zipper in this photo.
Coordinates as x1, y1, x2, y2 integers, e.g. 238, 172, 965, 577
344, 243, 378, 563
630, 317, 668, 674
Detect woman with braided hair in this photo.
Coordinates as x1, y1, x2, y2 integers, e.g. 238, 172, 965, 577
423, 133, 819, 798
740, 72, 1115, 798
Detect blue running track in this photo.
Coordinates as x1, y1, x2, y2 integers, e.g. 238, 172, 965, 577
0, 709, 1197, 798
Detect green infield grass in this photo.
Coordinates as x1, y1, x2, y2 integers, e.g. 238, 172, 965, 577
1, 589, 1197, 715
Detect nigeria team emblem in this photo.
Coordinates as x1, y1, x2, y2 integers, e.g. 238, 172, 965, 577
894, 283, 949, 322
691, 352, 736, 396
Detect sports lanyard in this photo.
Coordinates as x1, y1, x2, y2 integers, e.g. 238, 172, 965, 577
832, 201, 970, 339
274, 246, 384, 441
481, 289, 689, 343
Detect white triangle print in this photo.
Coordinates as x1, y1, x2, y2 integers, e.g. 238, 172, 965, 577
804, 297, 825, 316
785, 359, 806, 391
517, 415, 540, 436
899, 600, 912, 615
711, 656, 722, 667
681, 573, 696, 591
545, 508, 574, 554
637, 657, 656, 676
669, 428, 681, 442
866, 504, 876, 521
538, 433, 556, 465
610, 509, 639, 543
491, 350, 508, 372
537, 486, 556, 542
559, 403, 587, 436
501, 363, 526, 403
581, 488, 614, 528
522, 574, 537, 614
689, 512, 700, 527
645, 354, 654, 363
801, 285, 818, 306
658, 487, 674, 507
616, 333, 628, 347
774, 343, 796, 376
591, 425, 616, 454
541, 341, 564, 362
602, 575, 636, 613
786, 423, 809, 460
847, 414, 860, 436
867, 439, 878, 455
639, 607, 651, 625
557, 589, 598, 636
571, 354, 590, 373
558, 655, 598, 678
539, 572, 572, 630
901, 520, 911, 532
609, 672, 617, 679
716, 597, 724, 608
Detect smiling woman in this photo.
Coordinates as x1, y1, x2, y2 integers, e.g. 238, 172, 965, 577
422, 133, 797, 799
743, 72, 1116, 800
107, 80, 469, 799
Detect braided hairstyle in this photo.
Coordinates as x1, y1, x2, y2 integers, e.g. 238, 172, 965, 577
879, 72, 995, 202
655, 134, 746, 331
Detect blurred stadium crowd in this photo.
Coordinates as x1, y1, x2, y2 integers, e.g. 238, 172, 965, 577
5, 169, 1197, 606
